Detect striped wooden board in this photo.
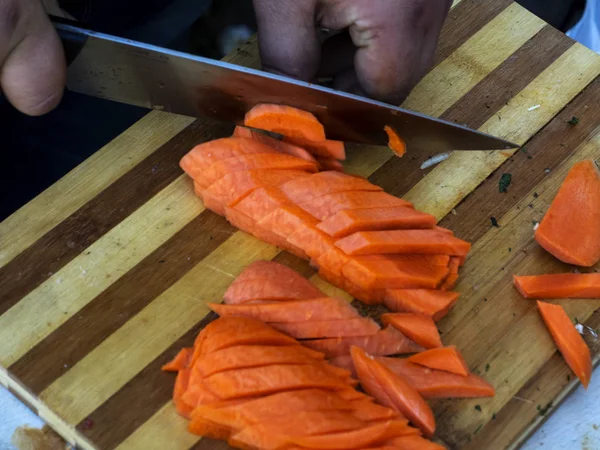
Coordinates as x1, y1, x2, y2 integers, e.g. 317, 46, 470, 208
2, 1, 600, 449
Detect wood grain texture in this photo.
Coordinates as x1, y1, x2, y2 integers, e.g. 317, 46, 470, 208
1, 3, 600, 450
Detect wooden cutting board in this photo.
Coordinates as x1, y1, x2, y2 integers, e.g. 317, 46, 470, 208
1, 1, 600, 449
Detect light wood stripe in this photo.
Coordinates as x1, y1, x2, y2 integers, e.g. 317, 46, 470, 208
404, 43, 600, 220
451, 0, 464, 7
403, 3, 545, 116
0, 176, 203, 367
0, 112, 194, 269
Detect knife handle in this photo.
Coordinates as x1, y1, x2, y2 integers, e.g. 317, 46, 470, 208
49, 14, 87, 67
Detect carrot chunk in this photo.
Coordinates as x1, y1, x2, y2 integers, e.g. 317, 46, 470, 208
287, 223, 337, 260
383, 289, 459, 322
233, 125, 319, 163
535, 160, 600, 266
537, 300, 592, 388
244, 104, 326, 142
161, 347, 193, 372
381, 313, 442, 349
234, 187, 293, 222
270, 317, 381, 339
384, 125, 407, 157
407, 346, 470, 376
514, 273, 600, 299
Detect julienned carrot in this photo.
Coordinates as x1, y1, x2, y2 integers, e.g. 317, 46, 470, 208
514, 273, 600, 299
383, 289, 459, 322
384, 125, 407, 157
284, 136, 346, 160
161, 347, 193, 372
244, 104, 326, 142
233, 125, 319, 163
317, 206, 437, 238
535, 159, 600, 267
537, 301, 592, 388
381, 313, 442, 349
270, 317, 380, 339
336, 229, 471, 257
377, 358, 495, 399
351, 346, 436, 437
407, 346, 470, 376
388, 435, 447, 450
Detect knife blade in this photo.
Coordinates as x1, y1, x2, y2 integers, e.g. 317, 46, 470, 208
53, 19, 517, 152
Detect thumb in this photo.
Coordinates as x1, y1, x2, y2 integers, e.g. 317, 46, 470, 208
252, 0, 321, 81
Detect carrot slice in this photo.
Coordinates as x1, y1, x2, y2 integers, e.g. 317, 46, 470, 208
383, 290, 459, 322
388, 435, 447, 450
317, 206, 436, 238
284, 136, 346, 160
336, 229, 471, 257
227, 260, 321, 287
224, 276, 323, 305
299, 191, 413, 221
161, 347, 193, 372
233, 186, 293, 222
537, 300, 592, 388
233, 125, 319, 163
384, 126, 406, 157
280, 171, 382, 204
377, 358, 495, 399
407, 346, 469, 376
317, 156, 345, 171
270, 317, 381, 339
173, 368, 194, 419
381, 313, 442, 349
287, 223, 337, 260
244, 104, 326, 142
209, 297, 359, 323
535, 160, 600, 266
351, 346, 436, 437
303, 326, 424, 358
439, 273, 459, 291
514, 273, 600, 299
200, 325, 299, 356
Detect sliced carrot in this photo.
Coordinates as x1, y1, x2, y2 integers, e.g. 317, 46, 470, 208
381, 313, 442, 349
383, 289, 459, 322
161, 347, 193, 372
439, 273, 459, 291
514, 273, 600, 299
188, 412, 232, 440
377, 358, 495, 399
270, 317, 380, 339
299, 191, 413, 221
387, 435, 447, 450
407, 346, 469, 376
287, 223, 337, 260
336, 229, 471, 257
535, 160, 600, 266
233, 186, 293, 223
209, 297, 359, 323
181, 378, 222, 409
224, 206, 255, 236
384, 125, 406, 157
223, 277, 323, 305
317, 206, 436, 238
200, 325, 299, 356
257, 205, 319, 238
284, 136, 346, 160
244, 104, 326, 142
252, 222, 308, 257
317, 156, 345, 171
303, 326, 424, 358
537, 300, 592, 388
233, 125, 319, 163
351, 346, 436, 437
192, 181, 204, 199
350, 399, 403, 422
338, 276, 388, 305
173, 368, 194, 419
448, 256, 460, 273
228, 260, 320, 286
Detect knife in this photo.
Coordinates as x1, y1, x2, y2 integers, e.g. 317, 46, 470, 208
52, 18, 517, 152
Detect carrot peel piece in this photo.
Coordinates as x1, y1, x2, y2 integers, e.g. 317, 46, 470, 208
384, 125, 407, 157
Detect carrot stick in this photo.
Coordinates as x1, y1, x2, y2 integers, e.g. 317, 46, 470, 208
388, 435, 447, 450
244, 104, 326, 142
384, 125, 407, 157
383, 289, 459, 322
537, 300, 592, 388
381, 313, 443, 349
223, 277, 323, 305
233, 186, 293, 222
161, 347, 193, 372
407, 346, 470, 376
514, 273, 600, 299
286, 222, 337, 260
270, 317, 381, 339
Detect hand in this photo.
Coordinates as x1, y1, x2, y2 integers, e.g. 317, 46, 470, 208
253, 0, 451, 104
1, 0, 66, 115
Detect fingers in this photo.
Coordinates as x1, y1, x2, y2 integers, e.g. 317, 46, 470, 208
0, 0, 66, 115
253, 0, 321, 81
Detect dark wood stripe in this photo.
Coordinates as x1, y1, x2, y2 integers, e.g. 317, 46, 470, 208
271, 252, 315, 279
439, 76, 600, 242
9, 210, 235, 393
0, 118, 233, 317
369, 25, 570, 199
191, 438, 232, 450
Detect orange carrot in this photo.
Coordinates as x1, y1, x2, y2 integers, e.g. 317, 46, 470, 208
407, 346, 469, 376
161, 347, 193, 372
270, 317, 380, 339
535, 159, 600, 266
384, 125, 406, 157
377, 358, 495, 399
537, 300, 592, 388
244, 104, 326, 142
228, 260, 318, 286
284, 136, 346, 160
351, 346, 436, 437
200, 324, 299, 356
233, 125, 320, 163
317, 206, 437, 238
514, 273, 600, 299
381, 313, 442, 349
173, 368, 194, 419
383, 289, 459, 322
223, 276, 323, 305
439, 273, 459, 291
257, 205, 319, 242
286, 222, 337, 260
336, 229, 471, 257
388, 435, 447, 450
233, 186, 293, 222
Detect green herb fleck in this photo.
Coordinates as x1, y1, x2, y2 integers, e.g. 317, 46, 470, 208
475, 405, 482, 412
474, 424, 483, 435
520, 147, 533, 159
492, 413, 497, 420
567, 116, 579, 126
490, 217, 499, 228
499, 173, 512, 193
485, 363, 491, 372
537, 402, 553, 416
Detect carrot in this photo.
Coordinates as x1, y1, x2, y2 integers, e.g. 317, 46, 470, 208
209, 297, 359, 323
317, 156, 345, 171
233, 186, 293, 222
377, 358, 495, 399
270, 317, 380, 339
537, 300, 592, 388
200, 325, 299, 356
387, 435, 447, 450
224, 206, 256, 235
350, 399, 403, 422
383, 289, 459, 322
181, 379, 222, 409
302, 326, 424, 358
284, 136, 346, 160
317, 206, 437, 238
351, 346, 436, 437
287, 223, 337, 260
299, 191, 413, 221
252, 222, 309, 257
535, 160, 600, 266
161, 347, 193, 372
384, 125, 406, 157
173, 368, 194, 419
257, 205, 319, 238
233, 125, 319, 163
514, 273, 600, 299
228, 260, 320, 287
336, 229, 471, 257
439, 273, 459, 291
381, 313, 442, 349
407, 346, 470, 376
244, 104, 326, 142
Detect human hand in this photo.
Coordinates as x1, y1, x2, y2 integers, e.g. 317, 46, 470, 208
1, 0, 66, 115
253, 0, 451, 104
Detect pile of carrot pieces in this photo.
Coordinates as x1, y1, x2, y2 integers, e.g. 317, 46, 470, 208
513, 159, 600, 388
